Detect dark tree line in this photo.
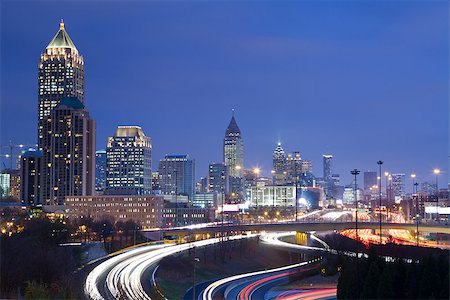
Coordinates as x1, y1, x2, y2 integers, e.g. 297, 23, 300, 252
0, 217, 81, 299
337, 249, 449, 299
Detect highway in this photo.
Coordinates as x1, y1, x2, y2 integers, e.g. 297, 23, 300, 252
200, 232, 332, 300
201, 259, 321, 300
85, 234, 258, 300
275, 288, 337, 300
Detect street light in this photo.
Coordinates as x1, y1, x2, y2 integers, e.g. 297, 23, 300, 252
192, 256, 200, 299
433, 169, 440, 222
253, 168, 260, 210
414, 181, 419, 246
377, 161, 383, 247
411, 173, 419, 246
351, 169, 360, 242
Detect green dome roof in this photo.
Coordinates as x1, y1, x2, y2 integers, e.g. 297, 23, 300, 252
55, 97, 84, 110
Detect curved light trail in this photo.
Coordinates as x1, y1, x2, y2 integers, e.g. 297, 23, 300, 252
237, 265, 320, 300
85, 234, 258, 300
276, 288, 337, 300
201, 259, 321, 300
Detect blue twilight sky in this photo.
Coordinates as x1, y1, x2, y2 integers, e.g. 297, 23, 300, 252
1, 1, 449, 188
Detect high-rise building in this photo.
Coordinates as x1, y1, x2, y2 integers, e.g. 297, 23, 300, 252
20, 149, 43, 206
0, 173, 10, 199
300, 160, 313, 173
37, 21, 93, 206
391, 173, 406, 200
322, 155, 334, 199
223, 111, 244, 194
272, 143, 287, 185
363, 171, 377, 194
38, 20, 84, 152
286, 152, 302, 185
152, 172, 160, 192
0, 169, 20, 202
158, 155, 195, 201
95, 150, 107, 193
41, 97, 95, 205
106, 126, 152, 195
208, 163, 228, 193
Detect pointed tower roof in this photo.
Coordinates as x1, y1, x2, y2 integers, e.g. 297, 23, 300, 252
273, 142, 286, 159
46, 19, 78, 53
225, 109, 241, 136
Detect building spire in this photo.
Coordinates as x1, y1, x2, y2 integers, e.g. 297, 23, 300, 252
60, 19, 65, 30
232, 108, 235, 117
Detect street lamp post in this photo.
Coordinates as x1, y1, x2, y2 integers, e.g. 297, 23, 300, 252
253, 168, 260, 221
413, 180, 419, 246
377, 161, 383, 247
433, 169, 440, 222
351, 169, 360, 242
294, 162, 299, 222
192, 256, 200, 300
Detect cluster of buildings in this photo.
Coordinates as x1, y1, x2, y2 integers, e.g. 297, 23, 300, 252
1, 21, 449, 227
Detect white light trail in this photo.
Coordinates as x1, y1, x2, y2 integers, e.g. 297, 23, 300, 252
85, 234, 258, 300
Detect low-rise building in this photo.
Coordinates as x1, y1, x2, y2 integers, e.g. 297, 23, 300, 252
162, 202, 213, 227
65, 195, 164, 229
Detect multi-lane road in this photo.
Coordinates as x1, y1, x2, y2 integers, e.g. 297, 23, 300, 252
85, 234, 258, 300
85, 230, 336, 300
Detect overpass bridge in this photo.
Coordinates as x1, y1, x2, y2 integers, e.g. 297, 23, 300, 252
141, 222, 450, 240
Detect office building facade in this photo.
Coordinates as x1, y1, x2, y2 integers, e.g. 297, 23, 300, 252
38, 20, 84, 156
223, 112, 244, 194
95, 150, 107, 193
208, 163, 228, 193
41, 97, 95, 205
158, 155, 195, 201
272, 143, 287, 185
106, 126, 152, 195
20, 149, 43, 206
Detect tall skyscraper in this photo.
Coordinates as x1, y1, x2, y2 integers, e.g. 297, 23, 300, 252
158, 155, 195, 201
208, 163, 228, 193
41, 97, 95, 205
223, 111, 244, 194
322, 155, 334, 198
38, 20, 84, 151
95, 150, 107, 193
106, 126, 152, 195
391, 173, 406, 200
286, 152, 302, 185
20, 149, 43, 206
272, 143, 287, 185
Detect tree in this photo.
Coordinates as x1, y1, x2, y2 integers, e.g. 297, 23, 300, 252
360, 262, 380, 299
377, 265, 394, 299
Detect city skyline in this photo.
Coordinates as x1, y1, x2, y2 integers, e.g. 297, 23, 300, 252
1, 1, 448, 186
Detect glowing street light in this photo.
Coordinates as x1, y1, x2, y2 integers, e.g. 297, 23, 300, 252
253, 167, 260, 176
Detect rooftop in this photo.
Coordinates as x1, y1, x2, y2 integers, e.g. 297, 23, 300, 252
46, 20, 79, 53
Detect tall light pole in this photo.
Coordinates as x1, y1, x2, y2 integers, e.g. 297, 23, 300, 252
294, 161, 299, 222
414, 182, 419, 246
192, 256, 200, 300
377, 161, 383, 247
410, 173, 416, 223
351, 169, 360, 242
175, 169, 179, 227
433, 169, 440, 222
253, 167, 260, 220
